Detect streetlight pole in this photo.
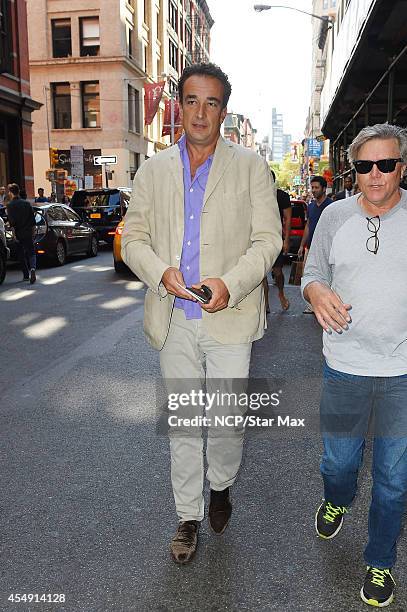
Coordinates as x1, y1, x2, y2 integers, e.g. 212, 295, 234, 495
43, 84, 57, 196
254, 3, 334, 191
253, 4, 334, 25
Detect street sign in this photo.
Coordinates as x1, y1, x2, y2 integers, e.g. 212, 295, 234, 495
307, 138, 323, 158
71, 145, 84, 178
94, 155, 117, 165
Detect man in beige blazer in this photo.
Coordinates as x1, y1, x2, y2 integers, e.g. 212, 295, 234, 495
122, 63, 281, 564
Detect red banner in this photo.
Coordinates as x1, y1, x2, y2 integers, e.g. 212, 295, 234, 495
162, 98, 182, 137
144, 81, 165, 125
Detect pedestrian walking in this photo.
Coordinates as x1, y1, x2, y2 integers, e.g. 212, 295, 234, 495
263, 169, 291, 312
6, 183, 37, 284
298, 176, 333, 313
302, 123, 407, 607
122, 62, 281, 565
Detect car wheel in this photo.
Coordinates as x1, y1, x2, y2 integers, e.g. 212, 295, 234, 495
114, 258, 128, 273
0, 254, 6, 284
87, 235, 98, 258
55, 240, 67, 266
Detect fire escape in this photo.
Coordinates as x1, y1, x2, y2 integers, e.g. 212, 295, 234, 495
191, 12, 207, 64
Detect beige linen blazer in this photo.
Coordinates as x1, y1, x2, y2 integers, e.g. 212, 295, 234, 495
121, 136, 282, 350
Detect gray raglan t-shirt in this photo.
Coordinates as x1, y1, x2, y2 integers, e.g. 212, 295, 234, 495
301, 189, 407, 376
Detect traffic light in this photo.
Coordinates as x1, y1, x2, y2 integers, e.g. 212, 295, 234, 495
309, 158, 314, 174
49, 147, 59, 168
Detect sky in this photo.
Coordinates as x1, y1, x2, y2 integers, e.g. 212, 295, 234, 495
210, 0, 313, 143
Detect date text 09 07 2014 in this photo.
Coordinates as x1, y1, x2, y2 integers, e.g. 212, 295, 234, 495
8, 594, 66, 604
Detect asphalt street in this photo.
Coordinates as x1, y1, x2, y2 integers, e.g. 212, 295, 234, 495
0, 252, 406, 612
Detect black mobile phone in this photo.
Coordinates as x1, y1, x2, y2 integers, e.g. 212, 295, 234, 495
185, 284, 213, 304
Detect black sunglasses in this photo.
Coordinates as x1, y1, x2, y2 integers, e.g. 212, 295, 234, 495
366, 215, 380, 255
353, 158, 403, 174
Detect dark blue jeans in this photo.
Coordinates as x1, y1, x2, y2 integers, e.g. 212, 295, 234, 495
320, 363, 407, 568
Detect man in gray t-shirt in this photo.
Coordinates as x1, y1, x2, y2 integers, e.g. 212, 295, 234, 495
302, 123, 407, 608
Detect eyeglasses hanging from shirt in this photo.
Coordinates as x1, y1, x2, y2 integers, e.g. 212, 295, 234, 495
366, 215, 380, 254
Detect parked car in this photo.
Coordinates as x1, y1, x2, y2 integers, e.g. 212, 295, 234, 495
70, 188, 131, 244
288, 199, 307, 253
5, 204, 98, 266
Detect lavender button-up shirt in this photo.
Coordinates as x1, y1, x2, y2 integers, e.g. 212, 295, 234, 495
174, 135, 214, 319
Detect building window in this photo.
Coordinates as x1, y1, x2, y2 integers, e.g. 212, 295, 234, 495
128, 86, 134, 132
0, 0, 12, 73
81, 81, 100, 128
169, 39, 178, 71
168, 1, 178, 32
128, 86, 141, 133
52, 83, 72, 129
127, 25, 133, 57
51, 19, 72, 58
144, 0, 149, 23
80, 17, 100, 57
156, 10, 160, 40
134, 89, 141, 132
323, 0, 328, 7
130, 152, 140, 180
331, 0, 337, 6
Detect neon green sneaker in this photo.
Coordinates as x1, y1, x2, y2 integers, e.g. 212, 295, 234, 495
315, 500, 348, 539
360, 567, 395, 607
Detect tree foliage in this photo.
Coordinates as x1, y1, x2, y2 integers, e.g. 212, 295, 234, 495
269, 155, 301, 190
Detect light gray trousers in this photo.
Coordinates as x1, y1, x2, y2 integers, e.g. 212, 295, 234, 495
159, 307, 252, 522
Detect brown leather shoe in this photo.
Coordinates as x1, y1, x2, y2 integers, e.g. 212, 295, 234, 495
170, 520, 199, 564
209, 488, 232, 535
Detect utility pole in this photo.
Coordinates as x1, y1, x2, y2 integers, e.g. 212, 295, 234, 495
44, 85, 57, 196
170, 90, 175, 145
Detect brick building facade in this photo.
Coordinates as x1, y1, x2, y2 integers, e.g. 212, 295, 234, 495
0, 0, 41, 196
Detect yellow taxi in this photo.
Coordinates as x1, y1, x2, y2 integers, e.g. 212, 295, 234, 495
113, 219, 127, 272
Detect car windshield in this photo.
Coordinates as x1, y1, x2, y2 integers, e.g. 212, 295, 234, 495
71, 192, 117, 209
